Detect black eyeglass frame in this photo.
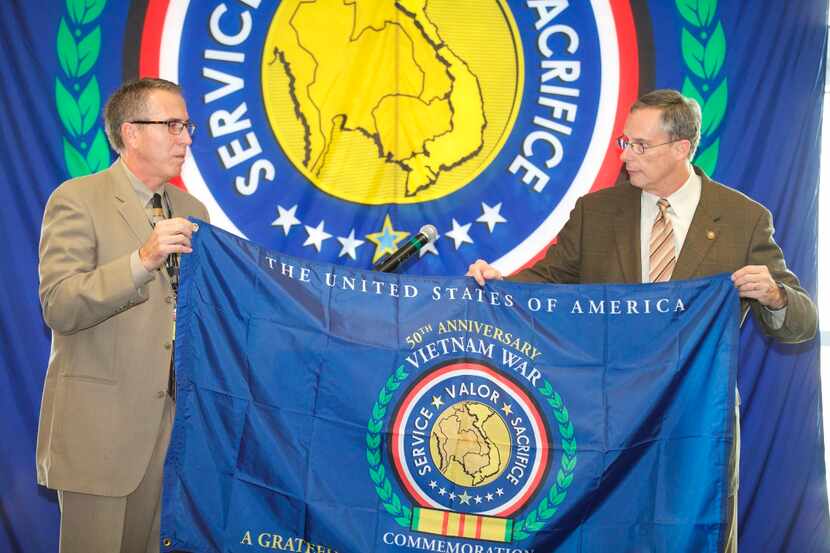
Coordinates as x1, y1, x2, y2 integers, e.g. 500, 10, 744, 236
129, 119, 196, 136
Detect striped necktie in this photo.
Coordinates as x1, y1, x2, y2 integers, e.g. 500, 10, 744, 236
649, 198, 675, 282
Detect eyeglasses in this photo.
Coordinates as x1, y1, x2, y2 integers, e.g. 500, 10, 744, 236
616, 135, 682, 155
129, 119, 196, 136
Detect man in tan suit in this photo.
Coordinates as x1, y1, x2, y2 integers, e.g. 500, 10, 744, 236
468, 90, 817, 552
37, 78, 209, 553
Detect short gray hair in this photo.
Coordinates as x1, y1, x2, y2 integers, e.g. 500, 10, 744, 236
103, 78, 182, 151
631, 89, 701, 159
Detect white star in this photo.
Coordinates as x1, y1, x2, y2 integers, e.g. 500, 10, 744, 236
336, 229, 365, 260
474, 496, 483, 504
419, 232, 440, 257
476, 202, 507, 233
271, 204, 301, 236
303, 220, 332, 252
429, 481, 438, 489
496, 488, 504, 496
448, 492, 456, 501
485, 493, 494, 501
438, 488, 447, 496
444, 219, 473, 250
458, 491, 472, 505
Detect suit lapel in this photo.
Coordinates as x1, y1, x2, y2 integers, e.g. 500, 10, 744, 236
613, 185, 642, 283
110, 161, 153, 246
673, 171, 722, 280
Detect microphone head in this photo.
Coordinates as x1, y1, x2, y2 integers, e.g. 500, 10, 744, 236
419, 224, 438, 243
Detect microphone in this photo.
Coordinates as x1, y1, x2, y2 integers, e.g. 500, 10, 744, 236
374, 224, 438, 273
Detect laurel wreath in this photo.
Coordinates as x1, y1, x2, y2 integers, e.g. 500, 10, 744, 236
366, 365, 414, 527
366, 366, 577, 542
676, 0, 727, 175
55, 0, 110, 178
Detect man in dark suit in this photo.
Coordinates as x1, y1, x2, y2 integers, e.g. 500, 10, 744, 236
468, 89, 817, 552
37, 78, 209, 552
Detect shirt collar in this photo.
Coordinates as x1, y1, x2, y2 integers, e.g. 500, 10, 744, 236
119, 158, 166, 207
642, 169, 701, 222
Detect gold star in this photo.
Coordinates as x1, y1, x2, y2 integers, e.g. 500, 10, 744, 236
365, 214, 410, 263
501, 403, 513, 416
431, 395, 444, 409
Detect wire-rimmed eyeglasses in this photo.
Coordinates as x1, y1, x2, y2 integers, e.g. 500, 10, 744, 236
616, 135, 683, 155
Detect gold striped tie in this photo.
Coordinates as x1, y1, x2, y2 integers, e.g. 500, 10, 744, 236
649, 198, 675, 282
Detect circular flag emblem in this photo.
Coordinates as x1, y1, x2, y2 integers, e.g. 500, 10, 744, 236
390, 361, 550, 517
131, 0, 646, 274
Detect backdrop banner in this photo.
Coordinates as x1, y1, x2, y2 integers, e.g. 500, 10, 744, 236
1, 1, 826, 551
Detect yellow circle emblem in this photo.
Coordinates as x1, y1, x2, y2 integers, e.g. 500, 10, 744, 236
261, 0, 523, 205
429, 401, 511, 487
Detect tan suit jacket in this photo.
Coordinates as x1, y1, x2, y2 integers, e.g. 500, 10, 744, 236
36, 161, 208, 497
512, 167, 817, 343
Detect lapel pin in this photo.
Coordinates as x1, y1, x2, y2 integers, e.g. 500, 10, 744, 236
706, 230, 716, 240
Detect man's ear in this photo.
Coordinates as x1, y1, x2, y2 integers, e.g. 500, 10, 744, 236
120, 121, 136, 149
674, 139, 692, 160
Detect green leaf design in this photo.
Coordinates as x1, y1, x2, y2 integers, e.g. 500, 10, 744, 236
681, 77, 704, 110
63, 138, 90, 177
78, 75, 101, 134
55, 78, 82, 137
675, 0, 702, 27
76, 27, 101, 77
557, 469, 574, 489
701, 78, 728, 136
699, 0, 718, 27
86, 130, 111, 172
56, 19, 79, 77
681, 28, 706, 79
562, 454, 577, 472
703, 22, 726, 79
70, 0, 107, 25
549, 488, 567, 505
366, 433, 380, 450
694, 138, 720, 175
677, 0, 726, 174
378, 387, 391, 404
366, 449, 380, 466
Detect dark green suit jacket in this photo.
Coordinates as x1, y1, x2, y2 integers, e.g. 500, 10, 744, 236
511, 167, 817, 343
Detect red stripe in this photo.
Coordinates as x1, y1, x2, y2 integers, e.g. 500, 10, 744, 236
441, 511, 449, 536
475, 514, 483, 539
138, 0, 168, 78
458, 513, 466, 537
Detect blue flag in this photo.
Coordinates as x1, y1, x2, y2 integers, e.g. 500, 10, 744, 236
161, 222, 739, 553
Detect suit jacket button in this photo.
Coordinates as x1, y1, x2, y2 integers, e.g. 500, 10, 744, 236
165, 296, 173, 304
164, 341, 172, 350
157, 390, 166, 398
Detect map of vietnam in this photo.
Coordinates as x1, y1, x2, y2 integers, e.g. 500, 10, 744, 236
272, 0, 486, 198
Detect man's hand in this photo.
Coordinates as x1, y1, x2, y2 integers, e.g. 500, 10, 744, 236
139, 217, 198, 271
731, 265, 787, 310
467, 259, 503, 286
